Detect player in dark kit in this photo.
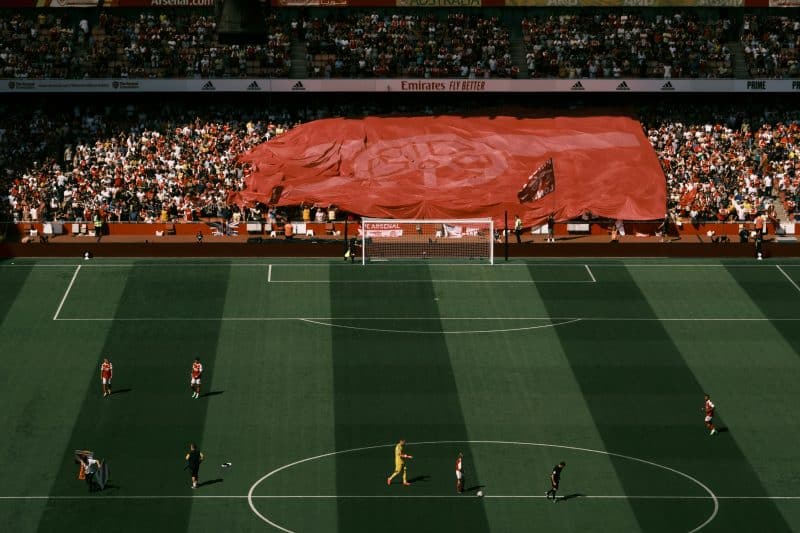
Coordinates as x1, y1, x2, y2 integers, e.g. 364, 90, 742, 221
545, 461, 566, 502
185, 443, 204, 489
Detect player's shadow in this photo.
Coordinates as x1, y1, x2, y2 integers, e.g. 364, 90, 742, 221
560, 493, 584, 501
198, 479, 224, 487
111, 388, 133, 395
407, 475, 430, 484
718, 426, 730, 433
201, 391, 224, 398
466, 485, 485, 493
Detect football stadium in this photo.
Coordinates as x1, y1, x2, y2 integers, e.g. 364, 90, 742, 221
1, 1, 800, 533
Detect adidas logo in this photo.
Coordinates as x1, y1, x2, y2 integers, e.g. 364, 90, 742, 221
291, 81, 305, 91
570, 81, 584, 91
660, 81, 675, 91
247, 81, 261, 91
201, 81, 215, 91
615, 81, 630, 91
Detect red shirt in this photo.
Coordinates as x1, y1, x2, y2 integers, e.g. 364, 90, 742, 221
704, 399, 715, 417
455, 457, 462, 473
100, 361, 113, 380
191, 362, 203, 379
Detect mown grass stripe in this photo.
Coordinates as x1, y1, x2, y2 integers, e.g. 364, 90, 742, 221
35, 261, 232, 533
329, 264, 491, 533
531, 261, 794, 532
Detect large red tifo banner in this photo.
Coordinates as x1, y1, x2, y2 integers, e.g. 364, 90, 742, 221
235, 115, 666, 227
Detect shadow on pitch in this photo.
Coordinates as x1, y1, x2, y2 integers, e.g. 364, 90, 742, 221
111, 388, 133, 395
201, 390, 225, 398
466, 485, 485, 493
198, 478, 224, 487
559, 493, 584, 501
407, 475, 431, 484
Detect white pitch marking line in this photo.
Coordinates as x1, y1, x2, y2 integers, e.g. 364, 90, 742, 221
0, 494, 796, 501
52, 316, 800, 322
299, 317, 582, 334
265, 280, 592, 284
585, 264, 597, 283
776, 265, 800, 294
5, 262, 800, 269
247, 494, 796, 500
267, 264, 272, 283
53, 265, 81, 321
247, 440, 719, 533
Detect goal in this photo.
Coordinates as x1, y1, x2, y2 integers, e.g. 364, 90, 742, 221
360, 218, 494, 264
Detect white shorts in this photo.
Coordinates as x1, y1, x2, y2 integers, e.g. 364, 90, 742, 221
191, 378, 201, 386
456, 470, 463, 480
704, 415, 712, 423
102, 378, 111, 385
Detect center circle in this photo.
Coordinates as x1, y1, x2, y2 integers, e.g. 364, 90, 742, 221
247, 440, 718, 533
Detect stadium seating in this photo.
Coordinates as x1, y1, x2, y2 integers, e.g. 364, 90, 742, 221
6, 8, 795, 80
741, 14, 800, 79
522, 12, 733, 79
1, 7, 799, 229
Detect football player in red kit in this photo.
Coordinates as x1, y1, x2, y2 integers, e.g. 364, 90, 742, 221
100, 358, 113, 397
703, 394, 717, 436
191, 358, 203, 399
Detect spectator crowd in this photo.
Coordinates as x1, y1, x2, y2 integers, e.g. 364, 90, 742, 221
2, 6, 800, 230
304, 12, 516, 79
643, 105, 800, 225
3, 100, 799, 228
4, 8, 799, 80
1, 102, 299, 225
522, 11, 733, 79
0, 8, 291, 79
741, 14, 800, 79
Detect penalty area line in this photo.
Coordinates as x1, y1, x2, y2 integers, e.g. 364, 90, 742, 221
53, 265, 81, 321
776, 265, 800, 294
584, 264, 597, 283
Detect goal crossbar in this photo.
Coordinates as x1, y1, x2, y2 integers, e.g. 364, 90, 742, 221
360, 218, 494, 265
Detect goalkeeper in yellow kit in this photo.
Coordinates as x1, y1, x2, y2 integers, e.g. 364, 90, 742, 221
387, 439, 413, 486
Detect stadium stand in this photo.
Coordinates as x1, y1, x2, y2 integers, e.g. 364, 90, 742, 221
741, 14, 800, 79
8, 8, 800, 80
1, 5, 799, 234
644, 106, 800, 224
303, 11, 515, 79
0, 101, 296, 224
0, 7, 291, 79
522, 11, 734, 79
3, 98, 798, 228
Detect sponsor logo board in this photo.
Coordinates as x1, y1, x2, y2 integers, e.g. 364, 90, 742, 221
363, 222, 404, 237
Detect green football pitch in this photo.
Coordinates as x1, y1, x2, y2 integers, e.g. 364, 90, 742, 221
1, 257, 799, 533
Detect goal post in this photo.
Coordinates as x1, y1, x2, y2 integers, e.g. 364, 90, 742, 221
360, 218, 495, 265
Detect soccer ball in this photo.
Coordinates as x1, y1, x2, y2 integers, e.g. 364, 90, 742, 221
476, 490, 484, 497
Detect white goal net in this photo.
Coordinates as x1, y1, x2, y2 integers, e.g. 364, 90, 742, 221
360, 218, 494, 264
